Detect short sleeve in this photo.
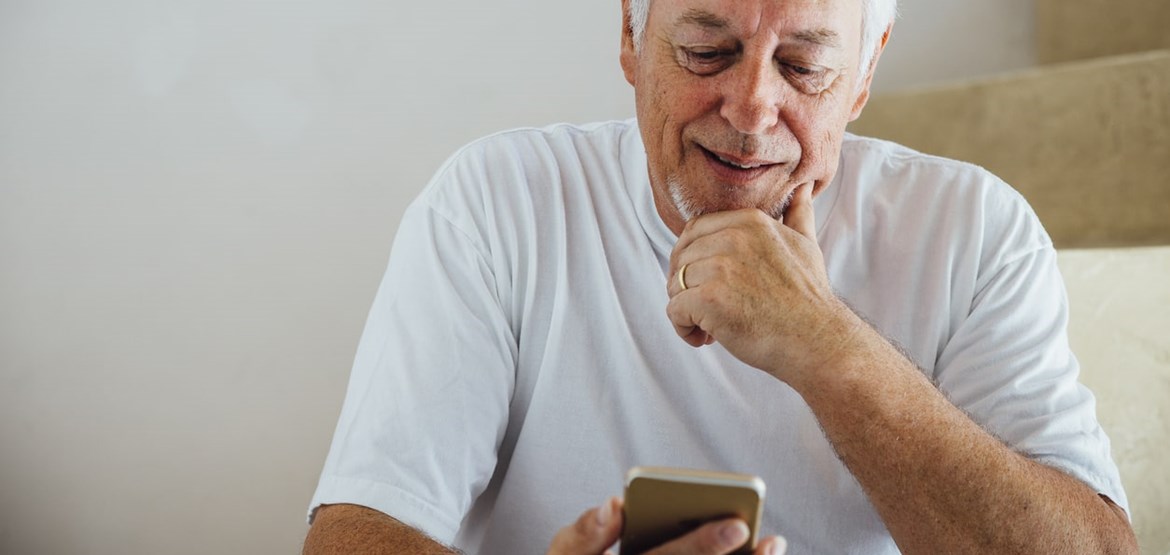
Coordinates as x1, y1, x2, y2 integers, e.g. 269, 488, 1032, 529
307, 170, 517, 544
934, 244, 1130, 514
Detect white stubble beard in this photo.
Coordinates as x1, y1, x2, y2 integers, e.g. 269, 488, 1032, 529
668, 175, 701, 222
668, 175, 795, 224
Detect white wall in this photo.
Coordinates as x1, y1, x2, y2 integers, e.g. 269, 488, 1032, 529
873, 0, 1035, 92
0, 1, 1033, 553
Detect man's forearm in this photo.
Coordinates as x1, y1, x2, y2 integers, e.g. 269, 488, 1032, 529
789, 312, 1138, 554
304, 504, 458, 555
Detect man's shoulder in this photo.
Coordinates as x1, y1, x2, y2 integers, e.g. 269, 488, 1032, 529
420, 118, 638, 202
840, 133, 994, 182
419, 120, 634, 198
412, 119, 640, 233
451, 119, 636, 164
838, 133, 1028, 208
834, 133, 1053, 264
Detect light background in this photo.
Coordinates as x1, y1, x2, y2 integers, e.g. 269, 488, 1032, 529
0, 1, 1034, 553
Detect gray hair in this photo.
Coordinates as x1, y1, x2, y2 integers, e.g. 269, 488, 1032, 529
628, 0, 898, 75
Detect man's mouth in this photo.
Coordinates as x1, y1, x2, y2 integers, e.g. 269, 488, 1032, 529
698, 145, 781, 182
706, 149, 773, 169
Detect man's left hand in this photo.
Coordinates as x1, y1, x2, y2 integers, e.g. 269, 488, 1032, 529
547, 497, 788, 555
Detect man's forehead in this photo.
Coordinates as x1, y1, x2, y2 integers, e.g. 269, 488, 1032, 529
664, 0, 857, 46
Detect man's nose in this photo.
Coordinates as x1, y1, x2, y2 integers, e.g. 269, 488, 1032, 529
719, 59, 782, 136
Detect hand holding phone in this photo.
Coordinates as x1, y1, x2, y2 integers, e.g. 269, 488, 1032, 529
619, 467, 766, 555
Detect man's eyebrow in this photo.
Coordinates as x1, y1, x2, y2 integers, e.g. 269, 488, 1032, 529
673, 11, 841, 48
675, 8, 730, 30
790, 28, 841, 48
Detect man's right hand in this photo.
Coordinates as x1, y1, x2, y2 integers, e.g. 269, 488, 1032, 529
546, 497, 787, 555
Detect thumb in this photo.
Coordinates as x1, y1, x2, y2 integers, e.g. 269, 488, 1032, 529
547, 497, 623, 555
756, 535, 789, 555
782, 183, 816, 240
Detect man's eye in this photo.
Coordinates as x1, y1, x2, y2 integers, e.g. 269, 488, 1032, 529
784, 63, 814, 76
688, 50, 723, 61
780, 62, 833, 93
679, 48, 734, 74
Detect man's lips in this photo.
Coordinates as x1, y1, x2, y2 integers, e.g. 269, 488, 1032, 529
701, 146, 779, 169
698, 145, 782, 184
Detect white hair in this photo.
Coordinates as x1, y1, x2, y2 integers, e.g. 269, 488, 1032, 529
628, 0, 898, 76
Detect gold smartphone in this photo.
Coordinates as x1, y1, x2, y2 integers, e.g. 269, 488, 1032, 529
619, 466, 765, 555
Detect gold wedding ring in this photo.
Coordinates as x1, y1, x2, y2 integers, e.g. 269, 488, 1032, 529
677, 263, 689, 291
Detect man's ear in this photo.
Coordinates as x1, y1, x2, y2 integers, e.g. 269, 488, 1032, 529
619, 0, 637, 86
848, 24, 892, 122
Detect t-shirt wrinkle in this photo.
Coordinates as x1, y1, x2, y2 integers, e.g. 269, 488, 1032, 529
970, 247, 1049, 310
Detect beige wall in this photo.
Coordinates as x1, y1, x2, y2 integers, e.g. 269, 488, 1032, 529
1061, 248, 1170, 555
1037, 0, 1170, 63
849, 50, 1170, 249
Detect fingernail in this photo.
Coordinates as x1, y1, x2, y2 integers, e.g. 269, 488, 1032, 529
595, 498, 612, 526
771, 535, 788, 555
720, 521, 749, 546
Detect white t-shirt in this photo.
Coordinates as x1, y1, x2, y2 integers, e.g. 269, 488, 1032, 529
309, 120, 1128, 554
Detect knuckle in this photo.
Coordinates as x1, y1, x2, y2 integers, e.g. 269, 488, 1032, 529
666, 302, 692, 328
696, 288, 714, 307
665, 298, 680, 318
722, 226, 745, 244
699, 282, 724, 305
711, 256, 733, 281
710, 233, 735, 255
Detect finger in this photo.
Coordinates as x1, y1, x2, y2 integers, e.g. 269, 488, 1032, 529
675, 323, 710, 348
754, 535, 788, 555
666, 288, 714, 348
645, 518, 750, 555
665, 246, 705, 346
667, 255, 708, 299
668, 294, 709, 347
670, 209, 762, 275
546, 497, 622, 555
781, 183, 816, 241
666, 260, 723, 347
669, 243, 734, 299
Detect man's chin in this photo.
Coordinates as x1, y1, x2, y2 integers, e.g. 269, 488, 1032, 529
677, 197, 792, 222
667, 176, 797, 222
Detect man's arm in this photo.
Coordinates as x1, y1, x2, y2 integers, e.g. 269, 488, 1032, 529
795, 316, 1136, 554
665, 185, 1138, 554
304, 504, 457, 555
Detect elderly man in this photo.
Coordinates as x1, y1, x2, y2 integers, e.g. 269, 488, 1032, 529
304, 0, 1137, 553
